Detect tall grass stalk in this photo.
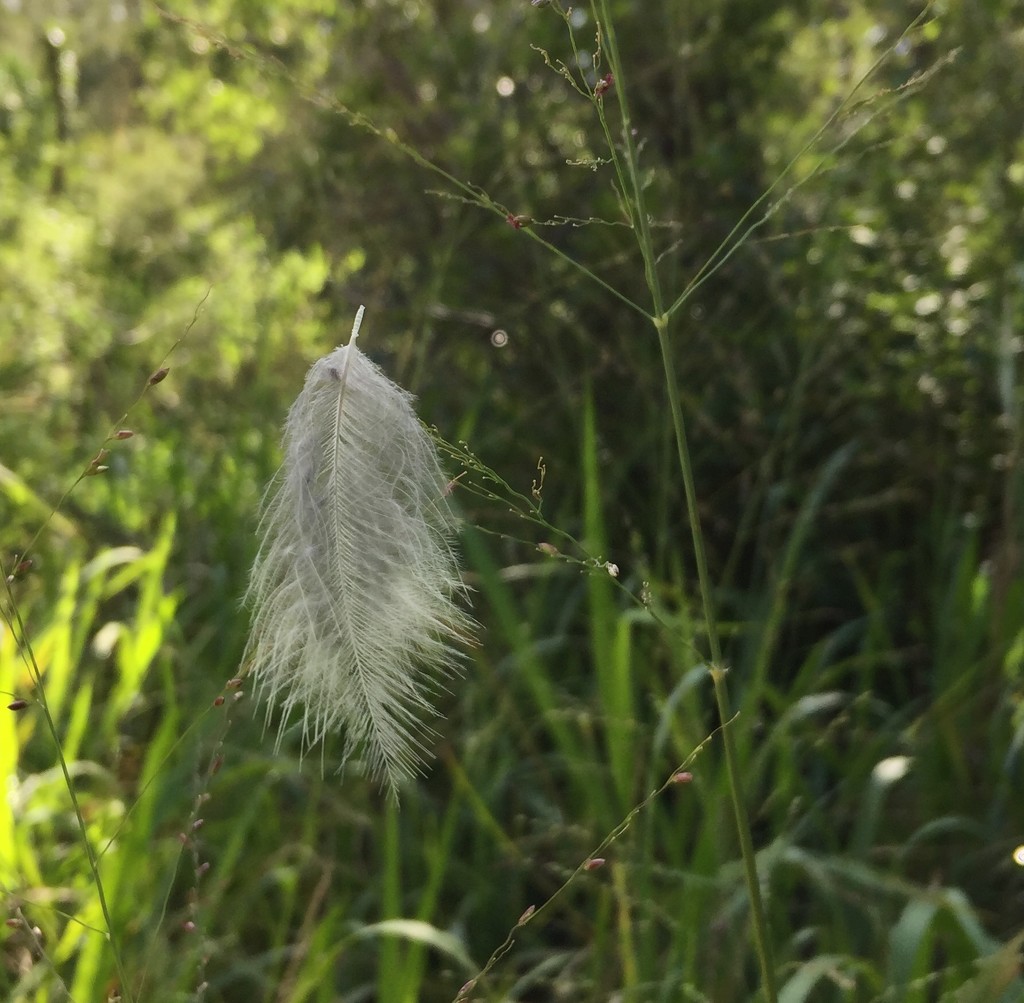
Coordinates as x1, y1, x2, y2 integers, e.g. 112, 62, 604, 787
1, 294, 206, 1003
1, 593, 133, 1002
591, 3, 778, 997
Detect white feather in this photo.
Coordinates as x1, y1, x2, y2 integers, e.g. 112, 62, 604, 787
244, 306, 473, 791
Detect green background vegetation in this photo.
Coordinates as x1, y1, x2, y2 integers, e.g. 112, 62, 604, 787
1, 0, 1023, 1000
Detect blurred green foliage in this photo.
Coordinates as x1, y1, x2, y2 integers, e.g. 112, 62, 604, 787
1, 0, 1023, 1000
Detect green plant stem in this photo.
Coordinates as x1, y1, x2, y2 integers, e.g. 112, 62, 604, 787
708, 666, 778, 1003
1, 594, 133, 1003
0, 294, 207, 1002
592, 4, 778, 999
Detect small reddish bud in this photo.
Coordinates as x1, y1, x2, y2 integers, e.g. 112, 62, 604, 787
226, 677, 243, 689
537, 542, 559, 557
595, 73, 614, 98
517, 904, 536, 924
113, 429, 134, 440
192, 818, 205, 831
7, 700, 29, 712
584, 857, 606, 871
148, 367, 170, 385
5, 918, 21, 928
182, 920, 196, 933
672, 771, 693, 784
8, 559, 33, 582
213, 695, 225, 707
210, 755, 224, 775
197, 861, 211, 876
506, 213, 532, 230
457, 980, 476, 999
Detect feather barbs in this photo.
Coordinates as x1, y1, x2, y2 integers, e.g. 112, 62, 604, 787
244, 306, 473, 793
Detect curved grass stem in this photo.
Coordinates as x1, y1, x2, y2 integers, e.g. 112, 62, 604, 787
1, 592, 134, 1003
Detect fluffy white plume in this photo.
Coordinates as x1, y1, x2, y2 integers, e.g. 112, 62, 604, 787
244, 307, 473, 792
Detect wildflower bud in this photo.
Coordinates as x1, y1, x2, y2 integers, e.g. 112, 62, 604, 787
604, 562, 619, 578
517, 905, 535, 924
232, 691, 244, 702
192, 818, 205, 831
148, 367, 170, 386
113, 429, 134, 440
197, 861, 211, 876
506, 213, 532, 230
457, 980, 476, 999
584, 857, 606, 871
537, 542, 559, 557
7, 700, 29, 712
178, 833, 190, 845
213, 695, 225, 707
594, 73, 614, 98
183, 920, 196, 933
5, 918, 21, 928
210, 755, 224, 774
226, 677, 243, 689
672, 771, 693, 784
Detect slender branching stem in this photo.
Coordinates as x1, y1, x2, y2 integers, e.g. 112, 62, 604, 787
1, 594, 134, 1003
592, 3, 778, 999
0, 292, 207, 1002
